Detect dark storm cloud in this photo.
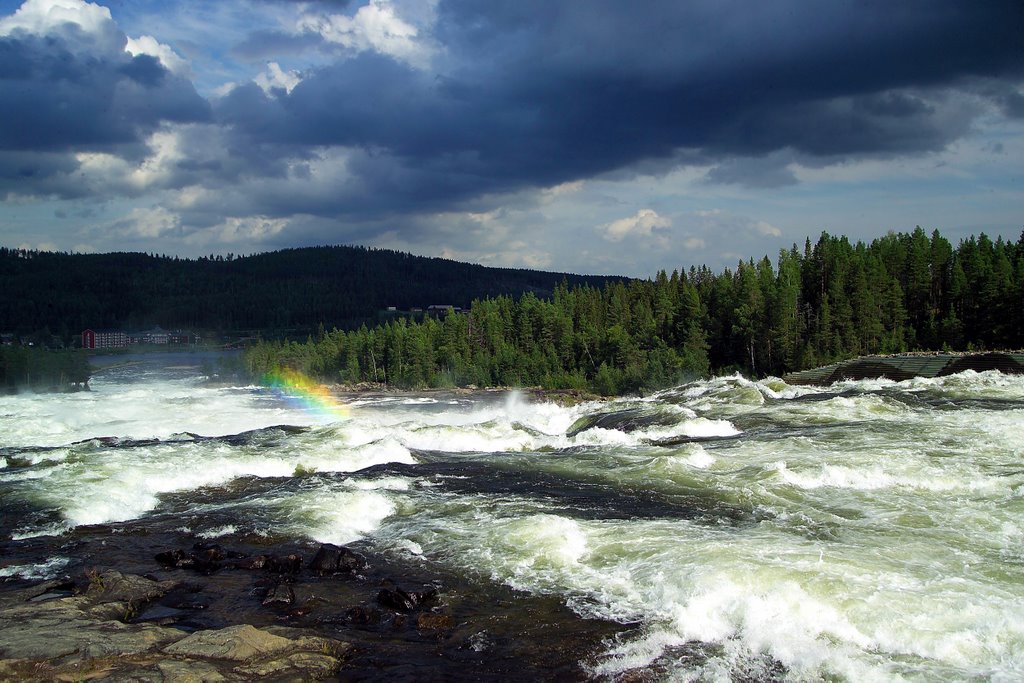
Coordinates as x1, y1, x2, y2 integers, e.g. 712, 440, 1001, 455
0, 22, 210, 198
230, 29, 323, 62
0, 32, 209, 153
211, 0, 1023, 215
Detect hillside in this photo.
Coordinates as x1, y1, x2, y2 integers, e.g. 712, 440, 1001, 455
0, 245, 625, 340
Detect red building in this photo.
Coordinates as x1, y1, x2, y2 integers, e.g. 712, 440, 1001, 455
81, 329, 128, 349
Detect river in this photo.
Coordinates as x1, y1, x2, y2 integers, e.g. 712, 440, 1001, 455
1, 353, 1022, 680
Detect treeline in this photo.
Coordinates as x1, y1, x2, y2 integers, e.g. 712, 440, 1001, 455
244, 228, 1024, 394
0, 347, 91, 394
0, 245, 622, 341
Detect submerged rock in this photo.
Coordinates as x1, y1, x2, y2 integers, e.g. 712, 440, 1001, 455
260, 582, 295, 607
309, 543, 366, 575
377, 584, 438, 613
566, 407, 679, 438
266, 553, 303, 575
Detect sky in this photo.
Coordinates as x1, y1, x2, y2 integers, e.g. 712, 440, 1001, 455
0, 0, 1021, 277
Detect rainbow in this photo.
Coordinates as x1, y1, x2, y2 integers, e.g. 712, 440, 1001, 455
262, 367, 351, 421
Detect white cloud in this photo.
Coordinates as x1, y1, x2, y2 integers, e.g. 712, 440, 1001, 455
754, 220, 782, 237
683, 237, 706, 250
255, 62, 302, 95
0, 0, 112, 36
0, 0, 122, 51
541, 180, 585, 201
184, 216, 289, 247
297, 0, 436, 67
75, 126, 187, 193
115, 206, 182, 238
602, 208, 671, 242
17, 241, 59, 252
125, 34, 190, 77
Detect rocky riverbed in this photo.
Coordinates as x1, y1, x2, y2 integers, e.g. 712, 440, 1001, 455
0, 520, 630, 682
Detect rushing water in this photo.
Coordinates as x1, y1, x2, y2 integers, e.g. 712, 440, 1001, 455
2, 354, 1023, 681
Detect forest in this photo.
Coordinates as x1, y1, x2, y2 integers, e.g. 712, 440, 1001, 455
0, 244, 621, 341
0, 346, 91, 394
243, 228, 1024, 395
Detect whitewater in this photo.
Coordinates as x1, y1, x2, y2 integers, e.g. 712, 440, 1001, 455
1, 353, 1023, 681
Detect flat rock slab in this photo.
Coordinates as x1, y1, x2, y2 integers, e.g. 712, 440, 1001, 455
0, 598, 184, 661
0, 572, 350, 681
163, 624, 294, 661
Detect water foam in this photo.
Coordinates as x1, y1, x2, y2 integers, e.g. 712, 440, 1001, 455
272, 488, 398, 546
0, 556, 72, 580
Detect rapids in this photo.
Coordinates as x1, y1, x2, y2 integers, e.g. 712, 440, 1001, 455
1, 353, 1023, 681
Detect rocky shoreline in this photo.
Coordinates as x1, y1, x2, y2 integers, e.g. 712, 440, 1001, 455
0, 522, 630, 681
0, 569, 351, 681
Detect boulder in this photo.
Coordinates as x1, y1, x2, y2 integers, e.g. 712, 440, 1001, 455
265, 553, 303, 575
416, 612, 455, 633
309, 543, 366, 575
261, 583, 295, 608
566, 407, 679, 438
377, 585, 438, 613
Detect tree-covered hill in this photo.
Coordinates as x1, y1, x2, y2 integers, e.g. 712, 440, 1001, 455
0, 245, 624, 340
244, 228, 1024, 394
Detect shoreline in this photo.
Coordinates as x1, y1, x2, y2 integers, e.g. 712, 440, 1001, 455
0, 520, 629, 681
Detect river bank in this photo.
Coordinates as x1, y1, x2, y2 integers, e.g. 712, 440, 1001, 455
0, 516, 630, 681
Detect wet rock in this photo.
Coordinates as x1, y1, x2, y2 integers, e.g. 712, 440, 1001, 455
251, 577, 276, 597
261, 583, 295, 607
566, 407, 679, 438
377, 584, 438, 613
133, 604, 186, 623
309, 543, 366, 575
266, 553, 303, 575
192, 542, 226, 560
24, 577, 77, 604
345, 605, 382, 625
163, 624, 294, 661
233, 554, 267, 570
0, 571, 353, 682
84, 570, 178, 608
156, 545, 251, 574
155, 548, 192, 568
234, 651, 342, 679
156, 659, 229, 682
0, 581, 185, 661
416, 611, 455, 633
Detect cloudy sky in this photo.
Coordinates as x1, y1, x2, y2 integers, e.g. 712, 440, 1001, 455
1, 0, 1021, 276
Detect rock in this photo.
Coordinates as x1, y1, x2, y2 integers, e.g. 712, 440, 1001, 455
84, 570, 178, 606
163, 624, 293, 661
309, 543, 366, 575
261, 583, 295, 607
155, 549, 192, 568
191, 542, 226, 561
566, 407, 679, 438
377, 585, 438, 613
265, 553, 303, 575
416, 612, 455, 633
0, 571, 353, 682
156, 659, 229, 682
345, 605, 382, 625
133, 604, 186, 623
234, 651, 342, 679
232, 554, 267, 570
0, 595, 184, 660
